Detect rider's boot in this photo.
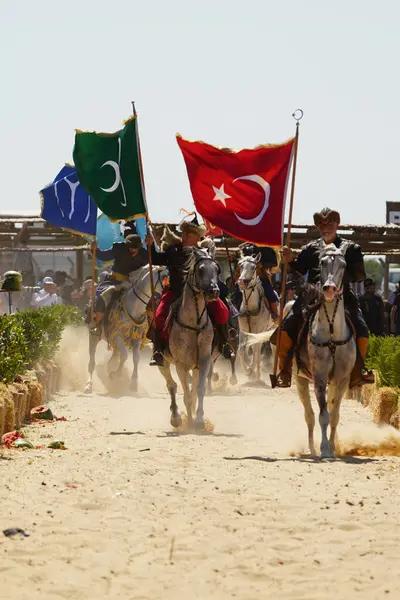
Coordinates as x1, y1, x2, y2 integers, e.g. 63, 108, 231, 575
349, 337, 375, 388
150, 330, 166, 367
276, 330, 294, 388
216, 323, 236, 360
90, 312, 104, 337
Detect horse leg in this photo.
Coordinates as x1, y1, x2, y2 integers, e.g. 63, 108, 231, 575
253, 343, 262, 381
158, 364, 181, 428
130, 339, 141, 393
85, 333, 99, 393
230, 354, 238, 385
207, 362, 213, 396
109, 336, 128, 379
295, 375, 316, 456
176, 364, 194, 429
314, 380, 331, 459
238, 331, 251, 378
194, 356, 212, 430
327, 379, 348, 456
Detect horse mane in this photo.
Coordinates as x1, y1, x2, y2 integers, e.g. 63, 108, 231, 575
185, 247, 212, 273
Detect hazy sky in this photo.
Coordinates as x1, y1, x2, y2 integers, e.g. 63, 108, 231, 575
1, 0, 399, 226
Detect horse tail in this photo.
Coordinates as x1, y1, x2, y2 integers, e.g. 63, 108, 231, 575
243, 328, 275, 349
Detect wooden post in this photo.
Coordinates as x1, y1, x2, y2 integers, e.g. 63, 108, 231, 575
76, 249, 84, 286
270, 111, 302, 388
223, 234, 235, 282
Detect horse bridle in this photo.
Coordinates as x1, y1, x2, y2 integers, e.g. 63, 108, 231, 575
175, 255, 220, 368
132, 268, 163, 306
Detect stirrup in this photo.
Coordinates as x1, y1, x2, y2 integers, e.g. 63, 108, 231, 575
221, 343, 235, 360
350, 369, 374, 388
90, 324, 102, 337
150, 351, 164, 367
276, 369, 292, 388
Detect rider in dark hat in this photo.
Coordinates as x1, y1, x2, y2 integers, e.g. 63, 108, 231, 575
91, 233, 148, 334
233, 242, 279, 319
277, 206, 374, 389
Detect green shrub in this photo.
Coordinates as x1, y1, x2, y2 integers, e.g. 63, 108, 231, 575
0, 305, 83, 383
366, 335, 400, 388
0, 315, 28, 384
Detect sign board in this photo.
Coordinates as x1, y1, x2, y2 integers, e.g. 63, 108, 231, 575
386, 202, 400, 224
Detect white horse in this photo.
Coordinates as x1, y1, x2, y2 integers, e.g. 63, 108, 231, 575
236, 253, 273, 381
85, 266, 164, 394
295, 244, 357, 458
157, 245, 219, 430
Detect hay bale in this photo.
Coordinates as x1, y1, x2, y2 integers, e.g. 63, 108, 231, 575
0, 398, 5, 438
370, 387, 397, 425
390, 410, 400, 430
26, 380, 44, 410
13, 383, 29, 422
36, 368, 48, 404
0, 384, 15, 435
361, 383, 375, 407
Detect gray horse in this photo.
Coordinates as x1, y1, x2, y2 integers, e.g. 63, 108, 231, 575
236, 253, 273, 381
157, 245, 220, 430
85, 266, 163, 394
295, 243, 356, 458
245, 243, 357, 458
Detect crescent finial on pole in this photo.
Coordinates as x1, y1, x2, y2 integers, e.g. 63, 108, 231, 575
292, 109, 304, 122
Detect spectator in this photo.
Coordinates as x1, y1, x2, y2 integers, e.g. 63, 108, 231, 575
359, 278, 384, 336
33, 277, 63, 308
388, 281, 400, 306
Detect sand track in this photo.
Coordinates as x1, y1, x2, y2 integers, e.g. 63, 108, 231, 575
1, 343, 400, 599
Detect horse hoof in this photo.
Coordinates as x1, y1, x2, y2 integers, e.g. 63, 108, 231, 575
84, 383, 92, 394
211, 372, 219, 382
194, 418, 205, 432
130, 381, 138, 394
170, 415, 182, 429
230, 374, 238, 385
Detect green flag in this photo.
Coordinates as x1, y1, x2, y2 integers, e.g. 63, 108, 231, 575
73, 116, 147, 222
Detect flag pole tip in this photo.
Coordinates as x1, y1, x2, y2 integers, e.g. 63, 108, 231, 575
292, 109, 304, 122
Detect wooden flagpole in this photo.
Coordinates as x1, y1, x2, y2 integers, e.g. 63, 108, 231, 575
270, 109, 303, 388
131, 101, 157, 324
90, 238, 97, 322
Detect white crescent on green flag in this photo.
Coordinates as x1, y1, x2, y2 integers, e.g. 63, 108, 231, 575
73, 116, 147, 222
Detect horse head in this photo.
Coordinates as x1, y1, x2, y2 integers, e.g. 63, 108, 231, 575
186, 247, 220, 300
319, 243, 347, 303
237, 253, 261, 290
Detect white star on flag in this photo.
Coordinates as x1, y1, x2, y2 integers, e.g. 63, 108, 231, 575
212, 183, 231, 207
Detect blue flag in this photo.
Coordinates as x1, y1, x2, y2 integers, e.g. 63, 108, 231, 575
40, 165, 97, 236
96, 213, 124, 267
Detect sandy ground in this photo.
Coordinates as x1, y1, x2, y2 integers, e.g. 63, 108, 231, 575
1, 332, 400, 600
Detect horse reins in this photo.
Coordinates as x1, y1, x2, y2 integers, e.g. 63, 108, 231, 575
310, 293, 352, 378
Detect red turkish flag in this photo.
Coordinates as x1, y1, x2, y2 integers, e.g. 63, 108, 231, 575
176, 135, 295, 246
203, 218, 224, 237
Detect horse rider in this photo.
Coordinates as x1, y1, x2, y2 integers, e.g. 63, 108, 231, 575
277, 206, 375, 389
145, 214, 236, 367
90, 234, 148, 335
233, 242, 279, 320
